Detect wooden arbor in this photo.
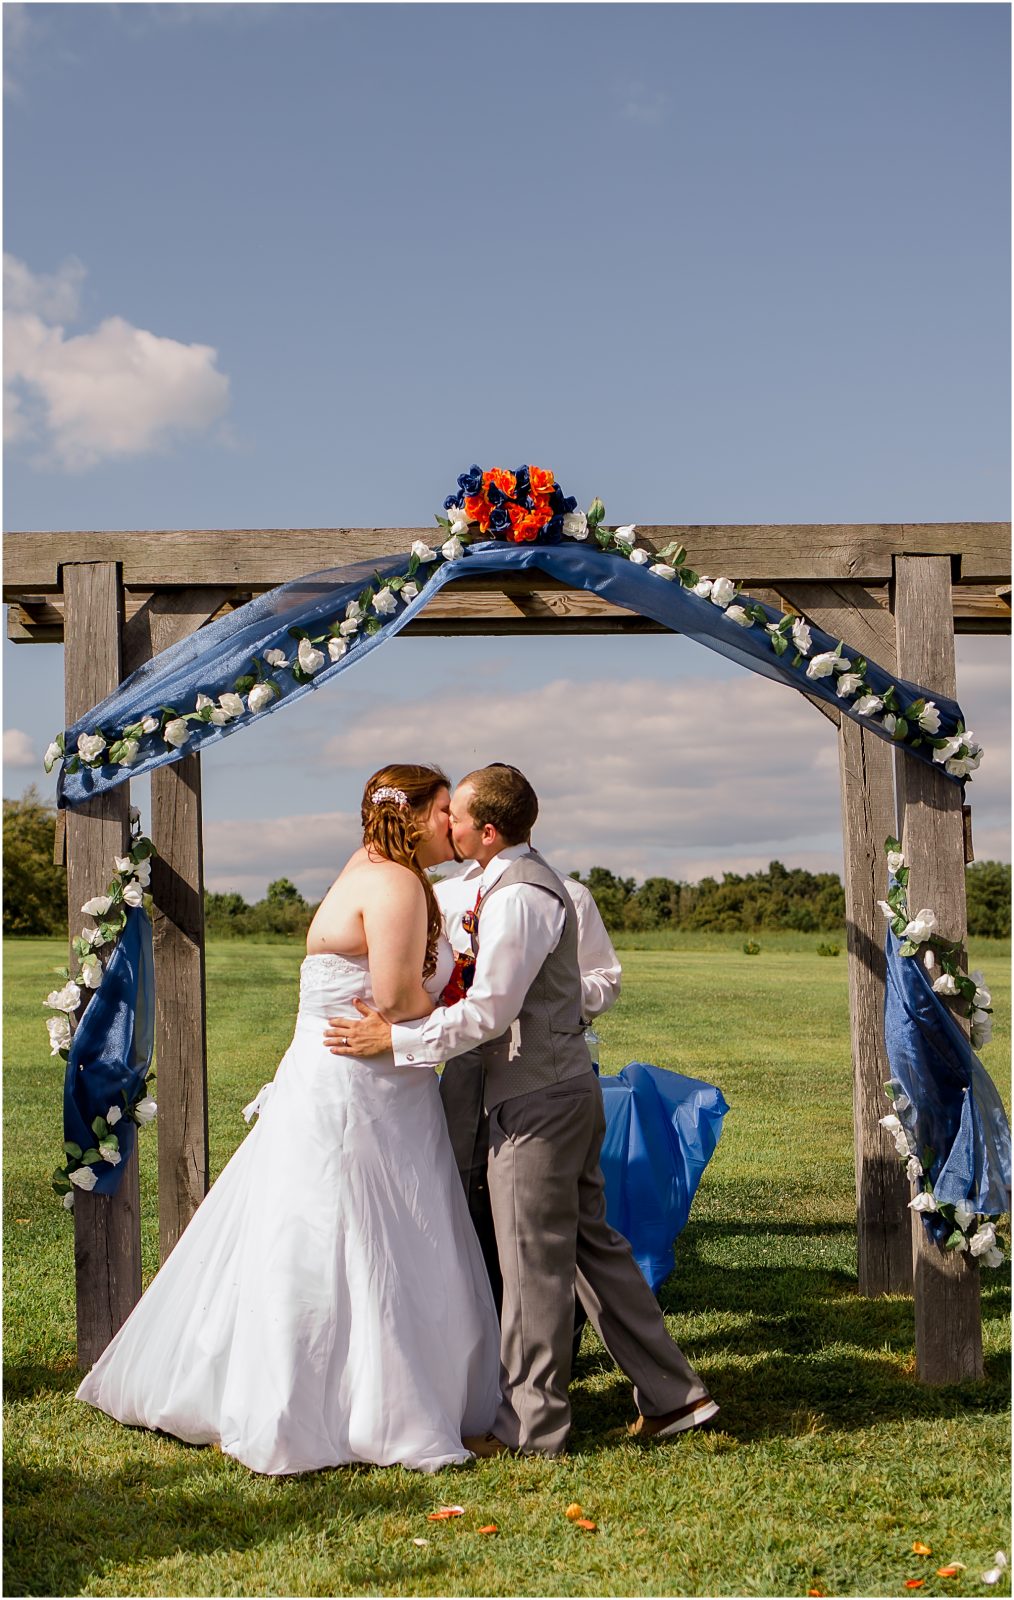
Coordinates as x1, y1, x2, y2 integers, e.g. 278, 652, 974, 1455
5, 521, 1011, 1383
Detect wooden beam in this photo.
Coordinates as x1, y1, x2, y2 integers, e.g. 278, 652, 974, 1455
63, 563, 140, 1370
9, 577, 1009, 646
4, 522, 1009, 593
126, 590, 230, 1262
894, 555, 982, 1383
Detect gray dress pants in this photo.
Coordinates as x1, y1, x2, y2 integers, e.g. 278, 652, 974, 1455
487, 1072, 708, 1456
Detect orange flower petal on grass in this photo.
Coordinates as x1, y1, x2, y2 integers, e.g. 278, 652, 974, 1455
807, 1589, 826, 1596
565, 1503, 583, 1520
905, 1581, 925, 1590
912, 1542, 933, 1556
937, 1568, 961, 1579
574, 1518, 598, 1531
477, 1524, 498, 1535
427, 1505, 465, 1521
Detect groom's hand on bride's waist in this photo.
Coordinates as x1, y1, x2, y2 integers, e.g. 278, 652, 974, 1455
324, 1000, 393, 1058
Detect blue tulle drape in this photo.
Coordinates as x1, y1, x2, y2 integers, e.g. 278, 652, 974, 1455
599, 1064, 730, 1291
59, 542, 966, 808
884, 927, 1011, 1238
64, 905, 155, 1195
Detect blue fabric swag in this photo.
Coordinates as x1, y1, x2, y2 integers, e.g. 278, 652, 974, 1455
64, 905, 155, 1194
884, 927, 1011, 1239
599, 1063, 730, 1292
59, 543, 967, 808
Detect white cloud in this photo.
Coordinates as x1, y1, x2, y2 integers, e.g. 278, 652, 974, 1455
3, 728, 37, 768
616, 80, 670, 127
204, 810, 361, 902
3, 254, 230, 468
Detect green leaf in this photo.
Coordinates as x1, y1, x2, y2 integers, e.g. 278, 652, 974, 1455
771, 633, 789, 656
52, 1176, 72, 1195
291, 665, 310, 685
71, 936, 91, 960
234, 674, 255, 695
91, 1117, 108, 1139
897, 866, 909, 887
131, 839, 155, 862
885, 835, 901, 854
80, 1148, 101, 1165
594, 526, 613, 548
898, 939, 918, 957
679, 567, 699, 588
435, 515, 451, 530
288, 627, 308, 641
944, 1229, 967, 1251
364, 618, 382, 636
63, 1141, 83, 1159
883, 1083, 896, 1100
65, 756, 81, 774
790, 652, 802, 669
406, 553, 421, 578
587, 497, 605, 527
892, 718, 909, 741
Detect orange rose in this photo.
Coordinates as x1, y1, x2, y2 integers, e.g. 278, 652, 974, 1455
488, 466, 517, 498
464, 493, 491, 532
528, 466, 554, 495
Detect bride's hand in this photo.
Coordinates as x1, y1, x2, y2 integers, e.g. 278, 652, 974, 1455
324, 1000, 393, 1058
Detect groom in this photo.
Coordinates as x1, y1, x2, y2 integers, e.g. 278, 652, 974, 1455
325, 764, 717, 1457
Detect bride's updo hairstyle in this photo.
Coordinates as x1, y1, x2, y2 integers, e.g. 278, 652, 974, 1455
361, 763, 450, 980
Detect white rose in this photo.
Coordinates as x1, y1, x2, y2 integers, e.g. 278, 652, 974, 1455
836, 672, 865, 698
372, 587, 398, 617
69, 1165, 98, 1191
195, 693, 214, 711
954, 1202, 976, 1231
247, 683, 274, 714
411, 540, 438, 563
163, 718, 190, 749
894, 1129, 913, 1157
909, 1191, 938, 1213
853, 694, 884, 717
122, 881, 144, 908
805, 651, 839, 680
297, 638, 325, 674
984, 1245, 1005, 1268
47, 1014, 72, 1054
209, 709, 229, 725
218, 693, 244, 720
791, 618, 812, 655
649, 563, 676, 581
62, 1191, 75, 1210
612, 524, 636, 547
932, 973, 959, 995
882, 713, 899, 737
950, 1232, 969, 1252
137, 716, 157, 735
971, 973, 992, 1009
562, 511, 588, 540
903, 909, 938, 942
971, 1009, 993, 1045
264, 649, 289, 668
725, 604, 752, 627
441, 536, 465, 561
44, 740, 62, 773
98, 1140, 121, 1167
887, 850, 906, 874
106, 1105, 122, 1126
906, 1155, 923, 1182
879, 1114, 903, 1135
877, 900, 896, 920
628, 547, 649, 565
923, 950, 935, 970
117, 739, 141, 767
709, 577, 736, 608
77, 732, 107, 763
917, 702, 941, 734
448, 509, 471, 537
133, 858, 151, 888
327, 637, 348, 663
401, 581, 419, 603
81, 895, 112, 917
945, 755, 972, 778
969, 1222, 997, 1257
832, 656, 853, 673
80, 955, 103, 988
933, 734, 964, 765
693, 577, 713, 598
894, 1092, 912, 1113
339, 618, 360, 637
129, 805, 141, 824
45, 981, 81, 1013
114, 855, 132, 873
134, 1095, 158, 1126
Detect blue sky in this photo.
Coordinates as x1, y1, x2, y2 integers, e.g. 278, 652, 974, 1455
4, 3, 1010, 899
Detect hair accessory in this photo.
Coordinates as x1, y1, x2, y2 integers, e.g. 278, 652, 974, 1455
370, 785, 408, 807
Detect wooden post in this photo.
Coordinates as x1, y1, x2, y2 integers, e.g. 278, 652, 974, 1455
894, 555, 982, 1382
777, 583, 912, 1295
63, 563, 140, 1369
124, 590, 229, 1261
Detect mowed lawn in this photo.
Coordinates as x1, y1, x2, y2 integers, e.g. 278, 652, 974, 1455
4, 932, 1011, 1599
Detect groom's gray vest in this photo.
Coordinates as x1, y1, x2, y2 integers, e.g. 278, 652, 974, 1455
471, 850, 593, 1111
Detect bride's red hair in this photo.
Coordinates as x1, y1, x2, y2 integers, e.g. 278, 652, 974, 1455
361, 764, 450, 980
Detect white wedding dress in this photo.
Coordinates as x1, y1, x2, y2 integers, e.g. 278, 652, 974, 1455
77, 943, 501, 1474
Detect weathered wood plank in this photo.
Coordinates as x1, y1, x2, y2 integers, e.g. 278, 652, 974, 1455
775, 583, 899, 676
4, 523, 1009, 592
128, 591, 227, 1262
63, 563, 140, 1369
894, 555, 982, 1383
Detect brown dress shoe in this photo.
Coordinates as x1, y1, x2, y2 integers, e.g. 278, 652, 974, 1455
462, 1431, 512, 1458
628, 1395, 719, 1441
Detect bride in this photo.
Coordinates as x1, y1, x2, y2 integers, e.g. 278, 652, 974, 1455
77, 764, 501, 1474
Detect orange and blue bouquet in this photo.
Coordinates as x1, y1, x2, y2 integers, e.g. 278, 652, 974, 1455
439, 464, 602, 545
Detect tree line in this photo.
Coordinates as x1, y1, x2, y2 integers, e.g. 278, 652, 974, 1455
5, 787, 1011, 939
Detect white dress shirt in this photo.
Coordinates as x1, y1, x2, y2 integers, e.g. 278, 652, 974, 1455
392, 844, 565, 1068
434, 859, 621, 1023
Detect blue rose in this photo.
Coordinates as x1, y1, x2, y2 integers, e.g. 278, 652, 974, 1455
443, 492, 464, 510
457, 464, 484, 497
488, 505, 512, 535
514, 465, 531, 498
541, 514, 564, 543
487, 482, 507, 508
549, 486, 577, 515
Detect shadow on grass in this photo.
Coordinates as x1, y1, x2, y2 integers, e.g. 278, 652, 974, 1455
4, 1450, 457, 1598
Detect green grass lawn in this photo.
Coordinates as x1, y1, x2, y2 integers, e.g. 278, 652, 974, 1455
4, 933, 1011, 1598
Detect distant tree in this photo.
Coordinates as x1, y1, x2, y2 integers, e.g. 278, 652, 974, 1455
579, 867, 636, 931
3, 787, 67, 935
204, 890, 252, 937
265, 878, 304, 907
965, 861, 1011, 939
629, 876, 682, 929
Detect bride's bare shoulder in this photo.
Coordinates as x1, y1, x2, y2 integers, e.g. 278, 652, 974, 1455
328, 849, 422, 899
